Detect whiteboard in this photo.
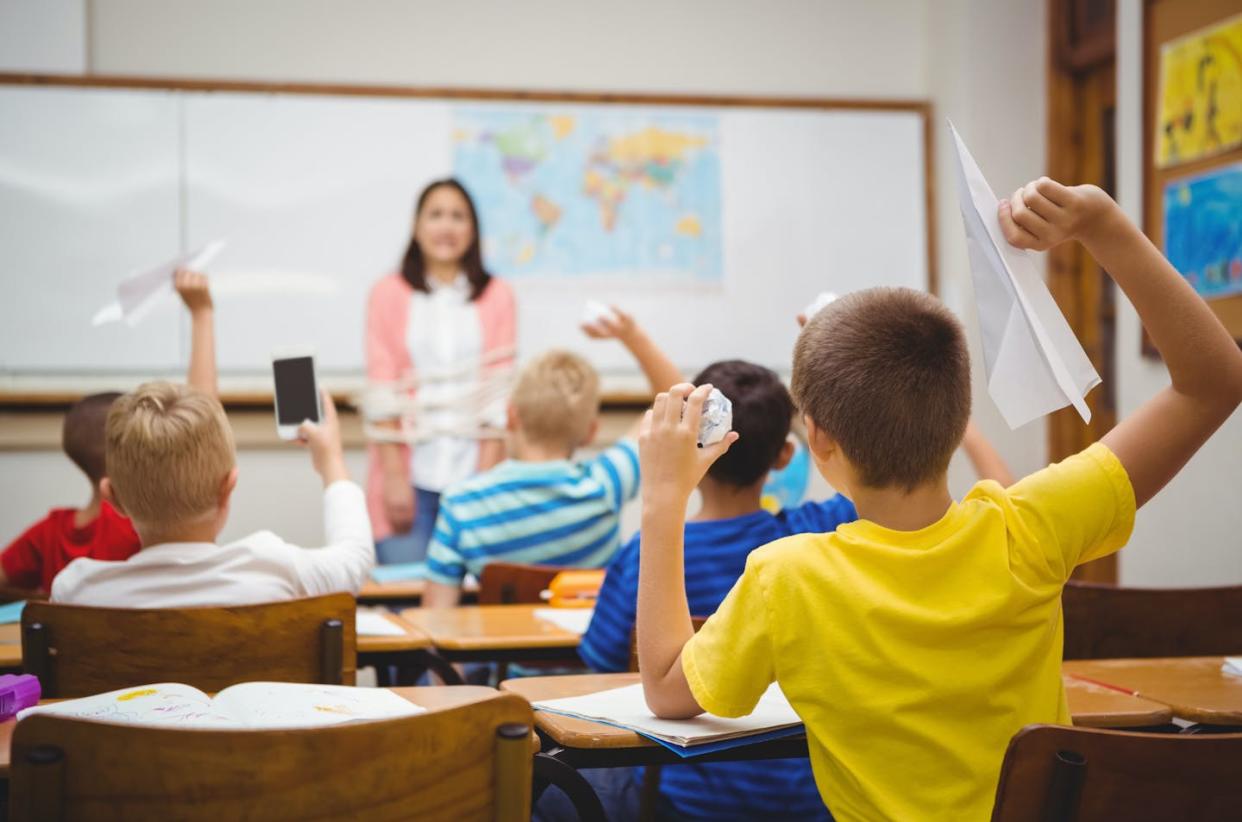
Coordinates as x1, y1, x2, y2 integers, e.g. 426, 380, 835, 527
0, 82, 929, 396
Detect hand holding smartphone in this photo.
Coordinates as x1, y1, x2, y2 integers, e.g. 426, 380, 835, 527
272, 348, 321, 440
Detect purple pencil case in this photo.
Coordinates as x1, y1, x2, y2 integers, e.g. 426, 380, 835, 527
0, 674, 41, 720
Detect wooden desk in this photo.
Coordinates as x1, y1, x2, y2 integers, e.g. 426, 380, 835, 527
500, 672, 1175, 769
0, 685, 499, 779
1064, 657, 1242, 726
0, 624, 21, 670
354, 612, 431, 654
357, 578, 479, 606
400, 605, 582, 663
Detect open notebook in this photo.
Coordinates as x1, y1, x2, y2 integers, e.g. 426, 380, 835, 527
533, 682, 803, 757
18, 682, 424, 730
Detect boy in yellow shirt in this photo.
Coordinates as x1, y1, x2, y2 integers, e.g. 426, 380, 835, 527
635, 179, 1242, 821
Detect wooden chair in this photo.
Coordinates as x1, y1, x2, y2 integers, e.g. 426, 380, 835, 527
9, 690, 534, 822
991, 724, 1242, 821
1062, 581, 1242, 659
478, 562, 570, 605
22, 594, 357, 697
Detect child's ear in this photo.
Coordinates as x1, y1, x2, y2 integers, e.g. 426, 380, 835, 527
772, 438, 796, 471
218, 467, 239, 508
581, 417, 600, 448
99, 477, 125, 516
803, 415, 837, 461
505, 403, 520, 433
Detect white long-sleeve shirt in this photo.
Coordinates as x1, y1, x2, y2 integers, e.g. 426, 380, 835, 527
51, 481, 374, 608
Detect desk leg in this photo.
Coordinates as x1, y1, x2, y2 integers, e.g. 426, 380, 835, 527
532, 749, 606, 822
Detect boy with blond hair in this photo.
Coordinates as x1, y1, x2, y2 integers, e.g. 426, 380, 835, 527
635, 180, 1242, 820
1, 272, 216, 593
52, 281, 373, 607
423, 308, 680, 606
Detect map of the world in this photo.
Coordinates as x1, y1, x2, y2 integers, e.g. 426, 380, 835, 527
453, 107, 723, 283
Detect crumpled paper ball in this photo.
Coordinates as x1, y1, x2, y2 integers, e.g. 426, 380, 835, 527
697, 387, 733, 447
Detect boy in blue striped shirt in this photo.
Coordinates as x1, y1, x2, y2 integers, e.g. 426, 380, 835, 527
423, 308, 681, 606
579, 359, 856, 820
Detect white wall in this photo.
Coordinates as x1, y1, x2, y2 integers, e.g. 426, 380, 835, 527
1112, 0, 1242, 587
1, 0, 1053, 544
0, 0, 85, 73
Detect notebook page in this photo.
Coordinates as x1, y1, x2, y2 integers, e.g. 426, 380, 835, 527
213, 683, 426, 729
356, 611, 408, 637
17, 683, 230, 727
534, 682, 800, 746
533, 607, 594, 635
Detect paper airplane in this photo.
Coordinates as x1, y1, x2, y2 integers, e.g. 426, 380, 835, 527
948, 123, 1100, 429
92, 240, 226, 327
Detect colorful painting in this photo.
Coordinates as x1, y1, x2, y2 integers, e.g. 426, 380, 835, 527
1155, 13, 1242, 169
454, 106, 722, 283
1163, 162, 1242, 300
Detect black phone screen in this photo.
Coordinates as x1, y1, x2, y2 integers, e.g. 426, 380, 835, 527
273, 356, 319, 425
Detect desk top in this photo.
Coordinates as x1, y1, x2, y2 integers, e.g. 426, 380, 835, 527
501, 671, 1175, 751
0, 623, 20, 669
355, 611, 432, 653
1064, 656, 1242, 725
401, 605, 582, 651
357, 578, 479, 604
0, 685, 499, 778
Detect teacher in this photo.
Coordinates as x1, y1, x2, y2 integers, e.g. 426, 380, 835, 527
365, 178, 517, 564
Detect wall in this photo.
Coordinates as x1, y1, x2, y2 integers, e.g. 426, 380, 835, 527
0, 0, 1051, 547
1112, 0, 1242, 586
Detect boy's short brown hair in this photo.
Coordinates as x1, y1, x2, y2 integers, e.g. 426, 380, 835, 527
63, 392, 123, 484
510, 350, 600, 450
791, 287, 970, 490
106, 382, 236, 528
693, 360, 793, 487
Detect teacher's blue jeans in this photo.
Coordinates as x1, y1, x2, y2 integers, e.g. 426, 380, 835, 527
375, 487, 440, 564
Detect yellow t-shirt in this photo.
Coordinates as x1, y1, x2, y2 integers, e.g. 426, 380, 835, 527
682, 443, 1135, 822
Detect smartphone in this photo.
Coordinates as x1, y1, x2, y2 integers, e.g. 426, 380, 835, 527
271, 348, 321, 440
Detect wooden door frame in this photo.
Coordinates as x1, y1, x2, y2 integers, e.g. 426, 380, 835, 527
1046, 0, 1119, 583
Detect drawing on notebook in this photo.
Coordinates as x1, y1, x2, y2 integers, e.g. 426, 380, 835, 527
19, 682, 425, 730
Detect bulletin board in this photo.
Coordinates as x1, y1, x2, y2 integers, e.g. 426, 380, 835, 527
1143, 0, 1242, 355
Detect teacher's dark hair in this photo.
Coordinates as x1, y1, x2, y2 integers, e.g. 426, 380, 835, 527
400, 178, 492, 301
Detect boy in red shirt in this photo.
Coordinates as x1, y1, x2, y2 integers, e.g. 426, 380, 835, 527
0, 270, 218, 592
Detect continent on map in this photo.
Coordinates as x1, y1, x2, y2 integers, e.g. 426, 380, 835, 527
453, 108, 722, 282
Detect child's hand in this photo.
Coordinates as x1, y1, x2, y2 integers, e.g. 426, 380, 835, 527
581, 305, 637, 344
174, 269, 213, 314
297, 389, 349, 486
639, 383, 738, 504
998, 177, 1117, 252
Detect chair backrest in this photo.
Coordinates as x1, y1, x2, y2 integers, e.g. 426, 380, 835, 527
9, 690, 533, 822
991, 724, 1242, 821
478, 562, 569, 604
1062, 581, 1242, 659
22, 594, 357, 697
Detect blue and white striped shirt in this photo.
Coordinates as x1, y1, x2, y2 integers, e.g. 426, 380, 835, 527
579, 496, 858, 820
425, 441, 640, 585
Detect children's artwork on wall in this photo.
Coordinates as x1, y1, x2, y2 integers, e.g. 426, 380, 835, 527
1155, 13, 1242, 169
454, 105, 723, 284
1163, 162, 1242, 301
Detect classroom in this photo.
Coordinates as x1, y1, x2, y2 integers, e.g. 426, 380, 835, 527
0, 0, 1239, 819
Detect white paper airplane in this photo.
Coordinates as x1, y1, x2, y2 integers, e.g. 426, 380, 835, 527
949, 123, 1099, 429
92, 240, 226, 327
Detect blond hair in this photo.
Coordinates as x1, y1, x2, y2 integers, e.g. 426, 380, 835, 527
510, 350, 600, 450
106, 382, 236, 528
791, 287, 971, 490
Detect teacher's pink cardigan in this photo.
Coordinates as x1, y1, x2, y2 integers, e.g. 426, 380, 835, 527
365, 273, 517, 541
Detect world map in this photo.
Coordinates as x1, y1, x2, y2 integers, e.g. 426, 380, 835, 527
453, 107, 723, 282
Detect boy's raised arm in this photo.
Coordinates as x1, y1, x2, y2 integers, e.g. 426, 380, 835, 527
1000, 179, 1242, 508
175, 269, 219, 399
583, 307, 682, 437
637, 383, 737, 717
